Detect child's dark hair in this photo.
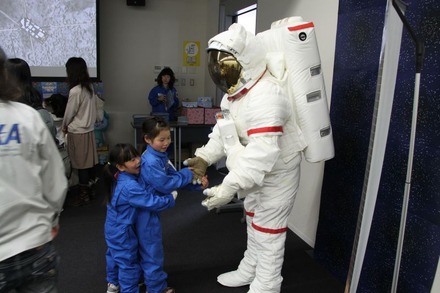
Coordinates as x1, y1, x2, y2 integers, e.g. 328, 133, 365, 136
101, 143, 140, 203
5, 58, 42, 108
46, 93, 68, 118
141, 116, 170, 141
155, 67, 176, 88
65, 57, 93, 95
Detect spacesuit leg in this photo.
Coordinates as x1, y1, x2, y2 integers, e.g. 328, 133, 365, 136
248, 215, 289, 293
217, 193, 258, 287
248, 155, 301, 293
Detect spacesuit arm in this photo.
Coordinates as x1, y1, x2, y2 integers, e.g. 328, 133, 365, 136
225, 134, 280, 188
201, 134, 281, 210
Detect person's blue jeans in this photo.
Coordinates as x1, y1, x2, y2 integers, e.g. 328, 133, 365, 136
0, 242, 59, 293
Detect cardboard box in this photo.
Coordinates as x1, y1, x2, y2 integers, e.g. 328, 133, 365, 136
197, 97, 213, 108
181, 107, 204, 124
204, 107, 220, 125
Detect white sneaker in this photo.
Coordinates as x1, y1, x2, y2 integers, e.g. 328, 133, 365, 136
217, 270, 253, 287
107, 283, 119, 293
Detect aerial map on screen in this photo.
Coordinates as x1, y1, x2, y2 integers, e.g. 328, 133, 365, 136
0, 0, 97, 78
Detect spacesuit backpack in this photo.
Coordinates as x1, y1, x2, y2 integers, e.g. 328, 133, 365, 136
257, 16, 335, 163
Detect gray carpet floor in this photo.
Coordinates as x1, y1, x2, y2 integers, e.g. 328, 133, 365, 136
54, 166, 343, 293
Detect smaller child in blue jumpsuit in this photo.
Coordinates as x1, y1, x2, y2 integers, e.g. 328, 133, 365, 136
138, 117, 208, 293
102, 143, 177, 293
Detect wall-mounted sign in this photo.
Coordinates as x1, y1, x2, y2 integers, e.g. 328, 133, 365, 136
183, 41, 200, 66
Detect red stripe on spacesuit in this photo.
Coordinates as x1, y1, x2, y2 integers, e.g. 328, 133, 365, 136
228, 87, 249, 101
288, 22, 314, 31
245, 211, 255, 217
252, 222, 288, 234
247, 126, 283, 136
227, 69, 267, 101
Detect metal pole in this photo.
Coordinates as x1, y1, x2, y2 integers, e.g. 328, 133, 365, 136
391, 1, 424, 291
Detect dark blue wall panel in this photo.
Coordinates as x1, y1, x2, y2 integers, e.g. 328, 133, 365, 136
314, 0, 440, 292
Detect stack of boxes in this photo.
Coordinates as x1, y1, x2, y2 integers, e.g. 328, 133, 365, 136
180, 97, 220, 125
181, 107, 204, 124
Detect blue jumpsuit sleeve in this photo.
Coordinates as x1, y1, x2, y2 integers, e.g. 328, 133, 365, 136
148, 86, 162, 107
143, 161, 193, 194
124, 179, 175, 212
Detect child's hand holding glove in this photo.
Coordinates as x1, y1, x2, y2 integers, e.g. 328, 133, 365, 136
184, 157, 208, 184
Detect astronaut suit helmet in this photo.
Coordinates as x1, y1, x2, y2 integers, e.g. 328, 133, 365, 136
207, 23, 266, 97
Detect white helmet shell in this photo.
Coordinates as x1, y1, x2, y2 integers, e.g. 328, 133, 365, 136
207, 23, 266, 96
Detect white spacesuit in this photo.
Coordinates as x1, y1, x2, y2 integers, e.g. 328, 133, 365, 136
189, 23, 307, 293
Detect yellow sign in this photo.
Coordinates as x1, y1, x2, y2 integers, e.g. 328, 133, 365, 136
183, 41, 200, 66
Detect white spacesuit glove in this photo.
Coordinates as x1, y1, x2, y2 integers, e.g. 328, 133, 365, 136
202, 184, 236, 211
171, 190, 178, 200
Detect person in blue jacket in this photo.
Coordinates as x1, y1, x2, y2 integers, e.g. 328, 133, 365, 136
137, 117, 208, 293
102, 143, 177, 293
148, 67, 179, 121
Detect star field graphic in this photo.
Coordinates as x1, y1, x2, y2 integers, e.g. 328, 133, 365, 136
314, 0, 440, 292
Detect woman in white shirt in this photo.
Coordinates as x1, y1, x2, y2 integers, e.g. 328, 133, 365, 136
62, 57, 99, 206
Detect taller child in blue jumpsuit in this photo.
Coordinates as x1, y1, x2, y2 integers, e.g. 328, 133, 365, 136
102, 143, 177, 293
137, 117, 208, 293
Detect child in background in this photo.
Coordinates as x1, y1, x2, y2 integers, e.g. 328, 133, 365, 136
148, 67, 180, 122
137, 117, 208, 293
44, 93, 68, 146
5, 58, 57, 143
94, 94, 110, 165
102, 143, 177, 293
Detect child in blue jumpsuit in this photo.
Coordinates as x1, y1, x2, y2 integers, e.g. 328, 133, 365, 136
148, 67, 179, 121
138, 117, 208, 293
102, 143, 177, 293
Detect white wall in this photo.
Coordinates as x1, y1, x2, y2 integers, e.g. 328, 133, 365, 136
257, 0, 339, 247
99, 0, 219, 146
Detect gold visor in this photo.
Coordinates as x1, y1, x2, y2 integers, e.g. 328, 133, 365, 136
207, 50, 242, 93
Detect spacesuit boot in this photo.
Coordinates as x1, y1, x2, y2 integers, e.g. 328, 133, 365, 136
217, 214, 257, 287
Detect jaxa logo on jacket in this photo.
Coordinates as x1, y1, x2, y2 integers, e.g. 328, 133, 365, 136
0, 123, 21, 155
